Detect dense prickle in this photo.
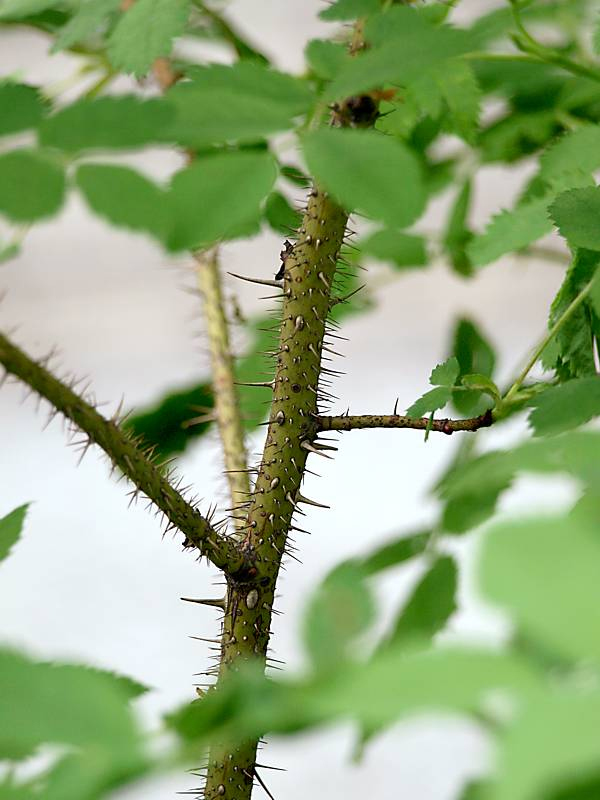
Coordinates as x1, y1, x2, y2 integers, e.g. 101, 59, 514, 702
244, 187, 347, 570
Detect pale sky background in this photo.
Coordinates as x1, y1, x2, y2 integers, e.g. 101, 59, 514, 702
0, 2, 579, 798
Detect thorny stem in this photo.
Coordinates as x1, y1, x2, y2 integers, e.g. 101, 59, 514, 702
317, 410, 494, 434
196, 249, 250, 534
0, 331, 243, 573
503, 277, 595, 402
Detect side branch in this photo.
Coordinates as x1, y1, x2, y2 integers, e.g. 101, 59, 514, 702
317, 409, 494, 435
0, 331, 242, 572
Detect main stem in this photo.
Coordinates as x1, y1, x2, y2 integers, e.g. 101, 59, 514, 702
203, 188, 348, 800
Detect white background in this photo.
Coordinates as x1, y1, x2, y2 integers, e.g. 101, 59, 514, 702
0, 2, 578, 798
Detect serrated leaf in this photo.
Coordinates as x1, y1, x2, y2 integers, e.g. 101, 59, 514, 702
0, 149, 65, 222
167, 151, 277, 251
166, 63, 313, 147
451, 317, 496, 416
302, 128, 424, 228
76, 164, 171, 242
325, 6, 470, 102
430, 356, 460, 387
52, 0, 121, 51
482, 514, 600, 663
467, 195, 553, 268
0, 505, 28, 563
319, 0, 381, 21
406, 385, 452, 417
39, 96, 172, 152
107, 0, 191, 76
386, 557, 457, 648
528, 377, 600, 437
125, 382, 214, 459
0, 82, 46, 136
0, 647, 142, 760
263, 191, 301, 234
550, 186, 600, 250
461, 373, 500, 401
358, 229, 427, 269
304, 563, 375, 672
539, 124, 600, 186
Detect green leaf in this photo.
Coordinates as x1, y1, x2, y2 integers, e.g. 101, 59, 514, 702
358, 530, 431, 576
0, 647, 142, 760
481, 514, 600, 663
263, 191, 301, 235
406, 385, 452, 417
386, 556, 458, 648
76, 164, 171, 242
107, 0, 191, 76
451, 317, 496, 416
305, 39, 347, 80
52, 0, 121, 51
166, 63, 313, 148
542, 249, 600, 380
0, 505, 28, 564
0, 82, 46, 136
0, 0, 58, 20
0, 149, 65, 222
539, 124, 600, 187
466, 195, 553, 268
167, 151, 277, 251
528, 377, 600, 437
125, 382, 214, 459
550, 186, 600, 250
319, 0, 381, 21
443, 180, 473, 276
461, 373, 500, 401
304, 563, 375, 672
436, 60, 481, 144
358, 229, 427, 269
302, 128, 425, 228
480, 110, 558, 165
442, 478, 511, 535
430, 356, 459, 387
325, 6, 470, 102
39, 96, 172, 152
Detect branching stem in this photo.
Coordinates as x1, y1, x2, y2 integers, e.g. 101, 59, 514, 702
0, 331, 242, 572
317, 410, 494, 434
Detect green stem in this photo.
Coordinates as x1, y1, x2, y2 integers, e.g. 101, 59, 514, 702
0, 331, 242, 572
503, 278, 595, 403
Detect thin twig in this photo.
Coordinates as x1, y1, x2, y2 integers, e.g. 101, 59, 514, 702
316, 410, 494, 435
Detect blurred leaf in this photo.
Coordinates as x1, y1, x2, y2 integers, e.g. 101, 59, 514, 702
541, 248, 600, 380
303, 128, 424, 228
443, 179, 473, 276
76, 164, 171, 242
166, 62, 313, 147
125, 382, 214, 459
436, 60, 481, 144
280, 163, 309, 187
0, 504, 28, 564
451, 317, 496, 416
539, 124, 600, 187
480, 110, 558, 164
481, 514, 600, 663
461, 373, 500, 401
263, 191, 301, 234
305, 39, 347, 80
39, 96, 172, 152
386, 556, 458, 648
52, 0, 121, 51
528, 377, 600, 437
167, 151, 277, 251
107, 0, 191, 76
325, 7, 470, 102
0, 82, 46, 136
550, 186, 600, 250
0, 648, 142, 760
319, 0, 381, 21
442, 478, 511, 535
406, 386, 452, 417
358, 529, 431, 576
304, 562, 375, 672
430, 356, 459, 387
358, 229, 427, 269
0, 149, 65, 222
466, 195, 553, 268
0, 0, 58, 20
